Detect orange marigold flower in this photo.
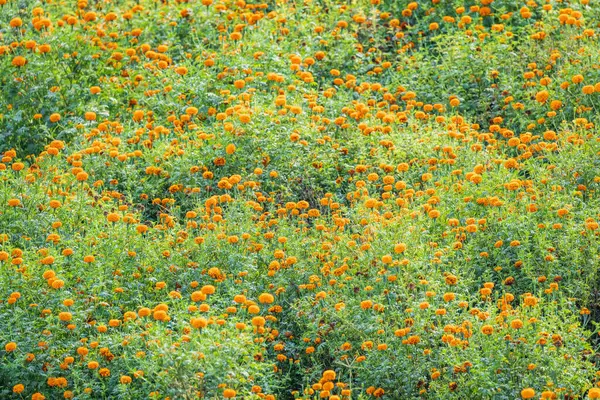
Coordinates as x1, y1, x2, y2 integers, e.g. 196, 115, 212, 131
535, 90, 549, 103
10, 18, 23, 28
481, 325, 494, 335
175, 66, 188, 75
258, 293, 274, 304
5, 342, 17, 352
511, 319, 523, 329
190, 317, 208, 329
59, 312, 72, 321
521, 388, 535, 399
588, 388, 600, 399
201, 285, 215, 295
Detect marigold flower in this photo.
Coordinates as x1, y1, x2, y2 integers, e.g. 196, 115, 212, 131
589, 388, 600, 399
258, 293, 274, 304
521, 388, 535, 399
10, 18, 23, 28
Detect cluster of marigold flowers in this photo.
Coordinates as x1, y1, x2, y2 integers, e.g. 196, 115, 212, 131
3, 0, 600, 398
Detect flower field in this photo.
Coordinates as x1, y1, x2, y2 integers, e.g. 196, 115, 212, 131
2, 0, 600, 398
